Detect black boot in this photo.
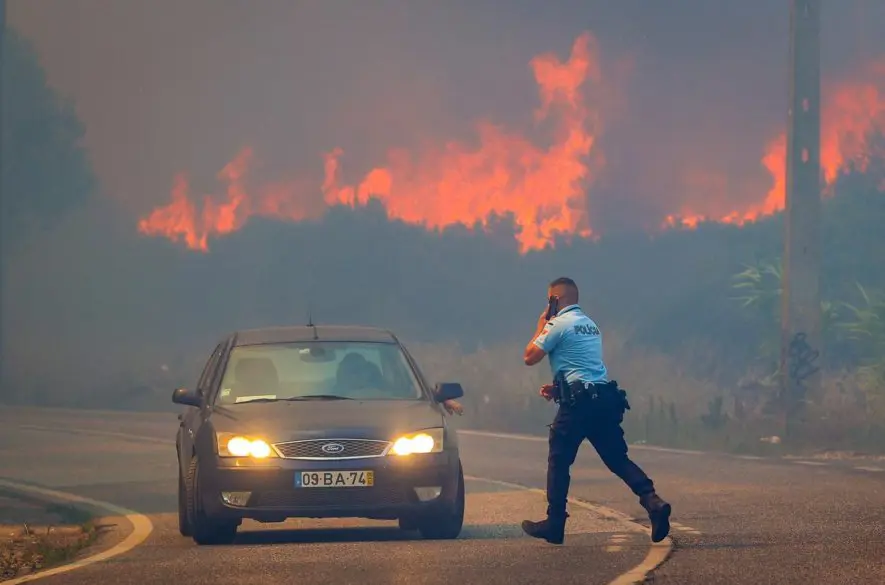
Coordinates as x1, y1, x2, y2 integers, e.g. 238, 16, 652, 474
521, 512, 568, 544
640, 493, 671, 543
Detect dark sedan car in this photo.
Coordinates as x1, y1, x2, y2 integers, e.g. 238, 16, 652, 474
173, 324, 466, 545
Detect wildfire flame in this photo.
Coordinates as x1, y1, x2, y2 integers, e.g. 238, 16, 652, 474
138, 35, 885, 251
138, 32, 606, 253
665, 57, 885, 230
136, 148, 318, 251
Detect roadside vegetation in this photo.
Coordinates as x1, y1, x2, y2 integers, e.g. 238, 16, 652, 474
410, 189, 885, 457
411, 330, 885, 458
17, 185, 883, 458
0, 492, 97, 581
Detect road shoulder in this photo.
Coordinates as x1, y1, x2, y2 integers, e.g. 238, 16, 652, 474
0, 487, 107, 582
0, 479, 153, 584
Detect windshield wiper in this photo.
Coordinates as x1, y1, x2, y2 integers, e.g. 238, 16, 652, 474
230, 398, 281, 404
284, 394, 354, 401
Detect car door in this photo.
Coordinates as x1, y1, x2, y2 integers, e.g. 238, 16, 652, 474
179, 342, 224, 467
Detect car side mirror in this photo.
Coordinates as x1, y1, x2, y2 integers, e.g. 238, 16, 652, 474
172, 387, 202, 407
433, 382, 464, 403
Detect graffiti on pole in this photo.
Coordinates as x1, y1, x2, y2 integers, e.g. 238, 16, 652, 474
786, 332, 819, 408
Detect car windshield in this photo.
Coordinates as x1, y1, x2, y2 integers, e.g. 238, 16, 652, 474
214, 341, 424, 405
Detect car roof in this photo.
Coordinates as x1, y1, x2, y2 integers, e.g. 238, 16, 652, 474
231, 324, 399, 346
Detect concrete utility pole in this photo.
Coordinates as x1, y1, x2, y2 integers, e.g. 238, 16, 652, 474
780, 0, 822, 436
0, 0, 6, 402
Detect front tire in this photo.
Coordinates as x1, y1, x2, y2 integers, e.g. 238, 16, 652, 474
177, 459, 193, 537
186, 456, 238, 545
417, 463, 465, 540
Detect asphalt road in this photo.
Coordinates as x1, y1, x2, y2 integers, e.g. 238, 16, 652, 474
1, 407, 884, 584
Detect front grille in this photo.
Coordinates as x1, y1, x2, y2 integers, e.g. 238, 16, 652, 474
252, 486, 408, 509
273, 439, 390, 459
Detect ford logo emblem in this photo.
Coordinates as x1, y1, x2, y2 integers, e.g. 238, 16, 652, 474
321, 442, 345, 454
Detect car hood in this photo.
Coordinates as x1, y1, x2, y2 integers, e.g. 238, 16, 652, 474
208, 399, 444, 442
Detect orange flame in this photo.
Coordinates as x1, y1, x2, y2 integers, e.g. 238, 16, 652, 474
139, 40, 885, 250
137, 32, 608, 252
666, 57, 885, 230
137, 147, 318, 250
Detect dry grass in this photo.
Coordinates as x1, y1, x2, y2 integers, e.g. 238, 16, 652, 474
25, 328, 882, 456
0, 524, 96, 581
407, 332, 885, 456
0, 493, 97, 581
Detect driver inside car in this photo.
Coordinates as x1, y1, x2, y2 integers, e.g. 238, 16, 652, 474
335, 352, 383, 396
335, 352, 463, 415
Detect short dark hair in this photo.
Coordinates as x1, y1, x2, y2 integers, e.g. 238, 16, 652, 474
548, 277, 579, 300
549, 276, 578, 290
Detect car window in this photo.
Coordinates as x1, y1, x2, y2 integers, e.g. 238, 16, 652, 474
195, 343, 223, 396
214, 341, 423, 405
400, 346, 431, 391
203, 339, 233, 401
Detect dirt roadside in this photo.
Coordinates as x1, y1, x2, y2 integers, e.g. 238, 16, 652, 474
0, 488, 119, 582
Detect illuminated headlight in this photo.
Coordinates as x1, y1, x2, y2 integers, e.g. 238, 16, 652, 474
216, 432, 277, 458
389, 428, 444, 456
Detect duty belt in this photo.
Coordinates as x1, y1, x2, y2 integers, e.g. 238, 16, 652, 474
568, 380, 606, 402
555, 379, 625, 409
553, 378, 597, 405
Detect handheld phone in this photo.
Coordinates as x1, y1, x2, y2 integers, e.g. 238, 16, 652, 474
545, 296, 559, 320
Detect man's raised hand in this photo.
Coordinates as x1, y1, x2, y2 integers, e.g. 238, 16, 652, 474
443, 399, 464, 415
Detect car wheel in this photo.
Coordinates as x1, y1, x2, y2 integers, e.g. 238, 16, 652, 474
186, 456, 238, 545
177, 460, 193, 537
417, 463, 465, 540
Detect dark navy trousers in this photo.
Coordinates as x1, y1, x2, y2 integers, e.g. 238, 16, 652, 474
546, 398, 655, 518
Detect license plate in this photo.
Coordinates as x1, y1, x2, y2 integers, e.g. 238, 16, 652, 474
295, 470, 374, 488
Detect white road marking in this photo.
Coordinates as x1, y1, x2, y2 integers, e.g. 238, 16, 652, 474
461, 429, 885, 472
466, 475, 672, 585
607, 533, 629, 552
626, 445, 705, 456
18, 424, 173, 445
0, 479, 153, 584
460, 429, 547, 443
461, 429, 704, 455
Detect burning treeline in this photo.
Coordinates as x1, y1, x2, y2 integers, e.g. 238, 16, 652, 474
137, 31, 885, 253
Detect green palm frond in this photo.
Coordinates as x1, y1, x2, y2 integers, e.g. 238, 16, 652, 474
731, 265, 763, 283
836, 282, 885, 368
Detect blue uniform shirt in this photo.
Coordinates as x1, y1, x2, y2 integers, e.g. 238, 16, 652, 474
532, 304, 609, 384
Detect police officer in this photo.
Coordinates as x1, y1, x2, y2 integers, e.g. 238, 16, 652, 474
520, 277, 671, 545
